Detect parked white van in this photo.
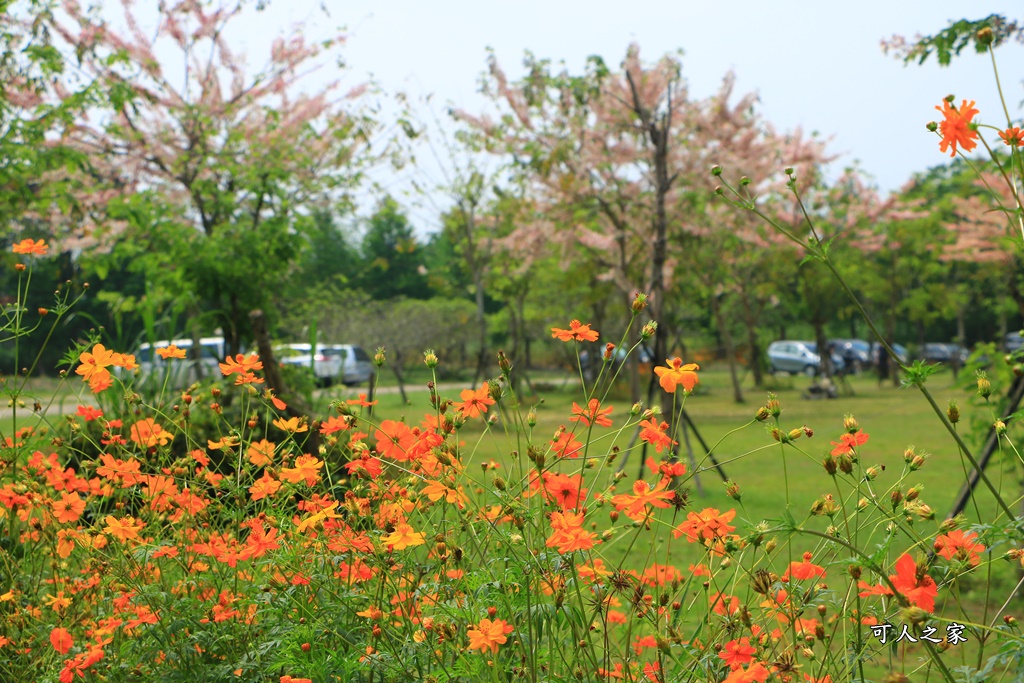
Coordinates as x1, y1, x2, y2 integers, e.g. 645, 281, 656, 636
135, 337, 226, 389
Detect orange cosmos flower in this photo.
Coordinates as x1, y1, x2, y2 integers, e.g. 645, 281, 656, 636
12, 238, 48, 255
719, 637, 756, 669
319, 415, 351, 435
857, 552, 938, 612
638, 418, 677, 453
279, 455, 323, 486
49, 627, 73, 654
454, 385, 495, 419
76, 405, 103, 421
1000, 126, 1024, 147
545, 510, 597, 553
156, 344, 186, 359
550, 429, 584, 459
722, 662, 771, 683
467, 617, 513, 654
95, 453, 141, 486
248, 472, 282, 501
551, 319, 599, 342
219, 353, 262, 376
88, 370, 114, 393
673, 507, 736, 543
104, 515, 146, 543
829, 431, 868, 456
347, 393, 378, 407
130, 418, 173, 448
273, 416, 308, 433
543, 472, 588, 509
936, 98, 979, 157
382, 523, 425, 551
784, 552, 827, 581
934, 529, 985, 566
76, 344, 116, 382
610, 478, 675, 522
374, 420, 416, 460
246, 439, 276, 466
51, 491, 85, 523
570, 398, 613, 427
654, 358, 700, 394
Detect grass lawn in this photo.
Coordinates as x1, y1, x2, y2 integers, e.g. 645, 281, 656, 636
329, 362, 1022, 596
343, 362, 1021, 675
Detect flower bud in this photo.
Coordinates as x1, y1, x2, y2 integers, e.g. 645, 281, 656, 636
802, 425, 813, 438
843, 414, 859, 433
640, 321, 658, 340
947, 399, 959, 423
630, 402, 643, 416
527, 407, 537, 427
374, 347, 386, 367
755, 406, 770, 422
995, 419, 1007, 436
14, 263, 25, 272
710, 165, 723, 176
725, 480, 741, 501
423, 349, 439, 368
823, 455, 837, 476
890, 490, 903, 507
788, 428, 803, 441
496, 350, 511, 374
977, 374, 992, 399
631, 293, 648, 313
926, 121, 939, 132
848, 565, 862, 580
766, 394, 781, 418
1004, 615, 1017, 627
905, 485, 921, 501
977, 26, 994, 46
901, 606, 929, 625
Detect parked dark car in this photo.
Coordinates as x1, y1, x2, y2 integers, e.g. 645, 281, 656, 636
920, 343, 968, 365
830, 339, 871, 373
870, 341, 909, 366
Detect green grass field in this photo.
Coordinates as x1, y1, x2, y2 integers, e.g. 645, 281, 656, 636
339, 363, 1022, 601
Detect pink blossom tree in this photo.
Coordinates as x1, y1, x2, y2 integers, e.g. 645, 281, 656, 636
24, 0, 388, 353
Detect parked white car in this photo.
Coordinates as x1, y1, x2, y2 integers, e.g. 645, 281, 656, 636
274, 343, 373, 387
135, 336, 226, 389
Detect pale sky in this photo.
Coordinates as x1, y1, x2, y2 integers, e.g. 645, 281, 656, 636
130, 1, 1024, 230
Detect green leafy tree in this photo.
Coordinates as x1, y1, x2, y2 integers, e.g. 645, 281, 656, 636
358, 197, 430, 300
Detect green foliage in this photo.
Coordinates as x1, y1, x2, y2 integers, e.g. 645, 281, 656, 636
898, 15, 1022, 66
357, 197, 431, 300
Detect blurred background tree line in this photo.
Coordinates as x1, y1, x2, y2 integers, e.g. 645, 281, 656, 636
1, 0, 1020, 403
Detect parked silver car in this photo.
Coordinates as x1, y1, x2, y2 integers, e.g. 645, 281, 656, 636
767, 340, 845, 377
275, 343, 374, 387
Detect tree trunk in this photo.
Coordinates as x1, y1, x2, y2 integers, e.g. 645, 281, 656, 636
249, 309, 320, 454
711, 295, 744, 403
813, 322, 833, 380
392, 363, 409, 404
